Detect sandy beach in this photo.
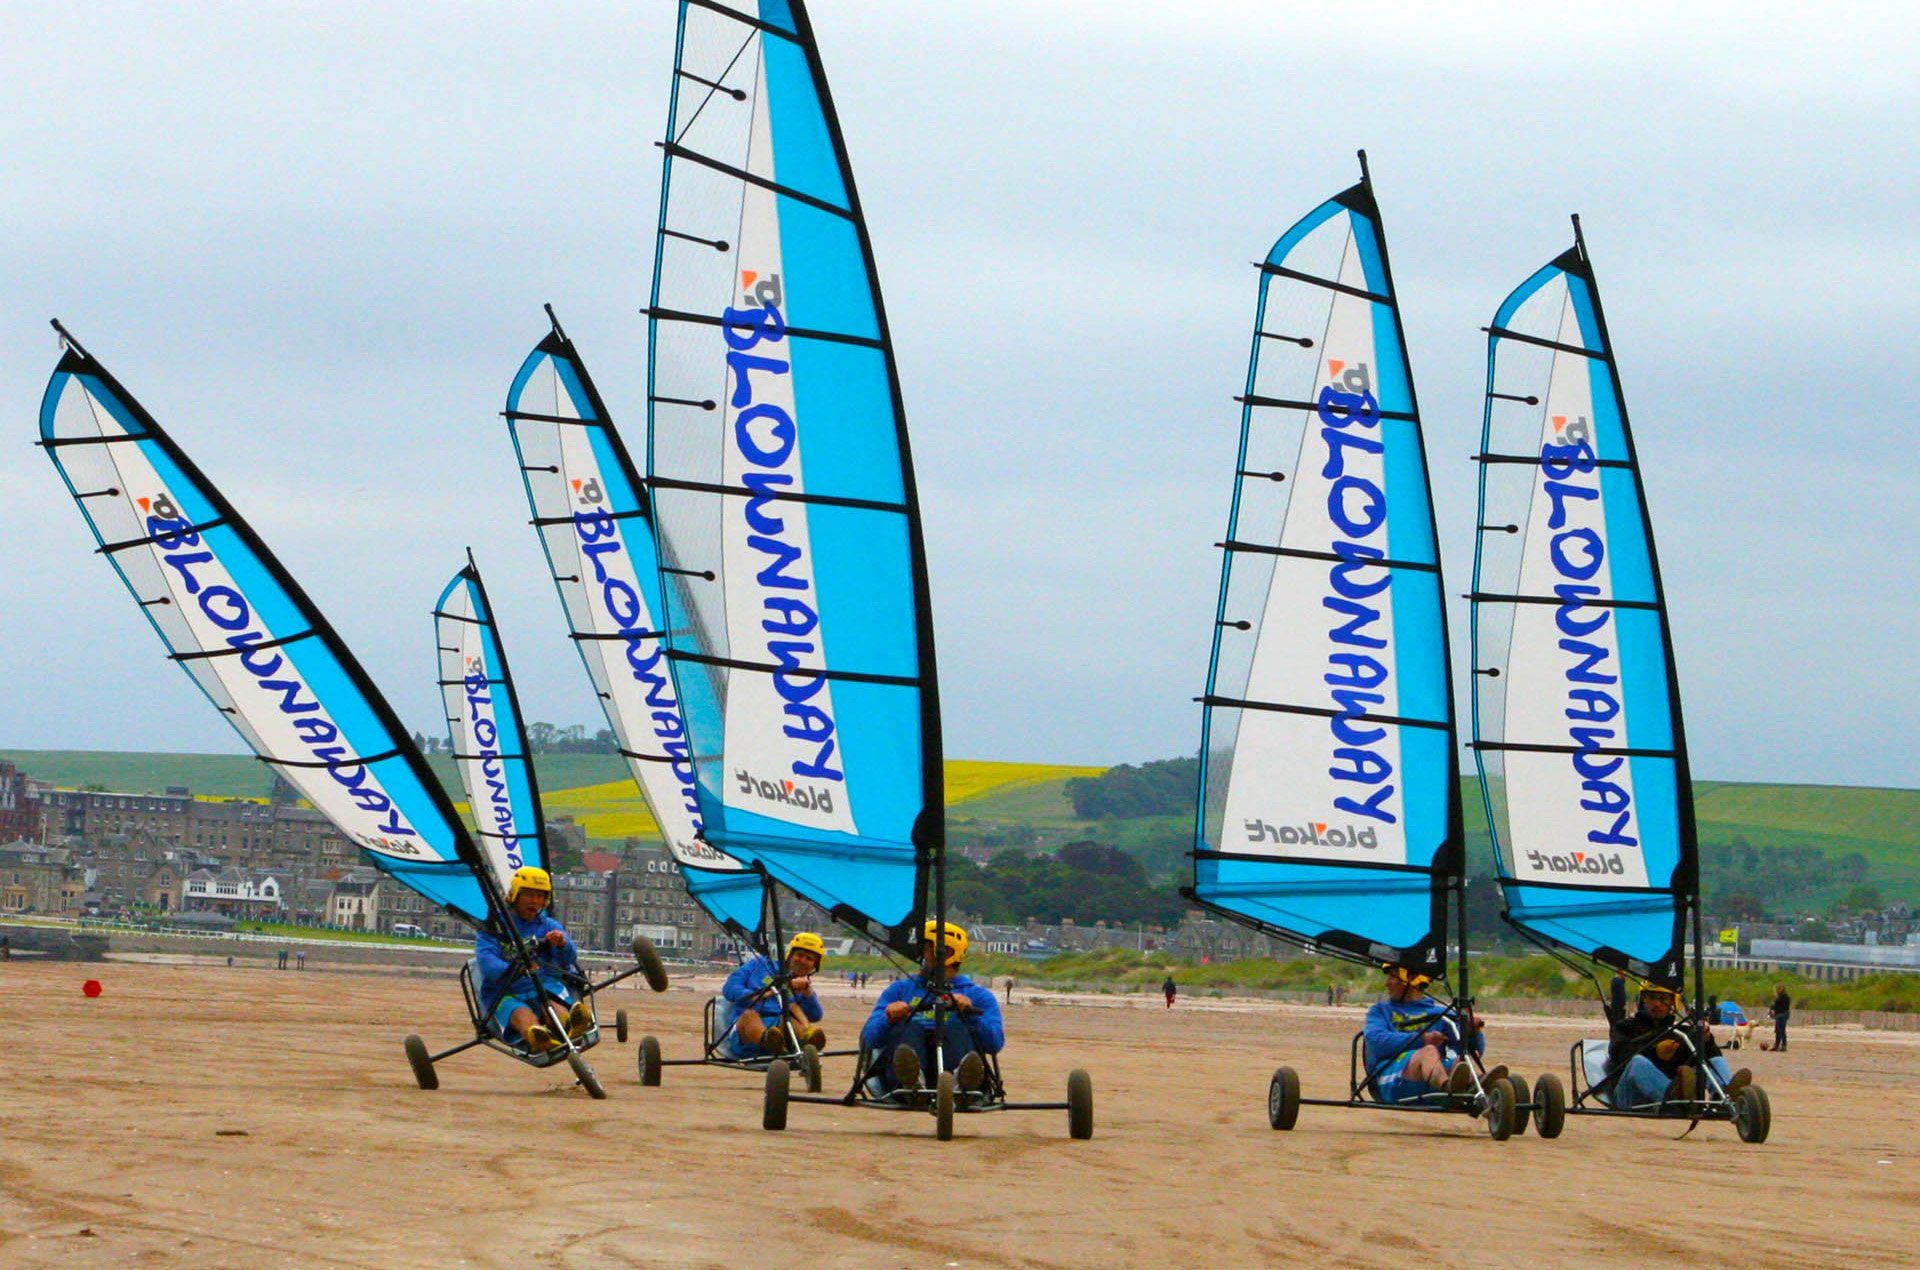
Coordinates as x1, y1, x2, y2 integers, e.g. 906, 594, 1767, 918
1, 959, 1913, 1267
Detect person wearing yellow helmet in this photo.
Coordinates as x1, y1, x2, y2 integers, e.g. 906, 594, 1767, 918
474, 865, 591, 1052
1606, 982, 1750, 1112
717, 931, 829, 1059
860, 919, 1003, 1095
1363, 965, 1504, 1104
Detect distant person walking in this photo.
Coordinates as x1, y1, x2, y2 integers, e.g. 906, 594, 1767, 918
0, 934, 11, 961
1162, 975, 1176, 1009
277, 947, 289, 970
1769, 985, 1791, 1052
1006, 976, 1016, 1003
296, 950, 306, 971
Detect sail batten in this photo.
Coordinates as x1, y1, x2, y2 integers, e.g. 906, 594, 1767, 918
1471, 226, 1694, 989
647, 0, 937, 956
1191, 164, 1461, 976
41, 338, 494, 927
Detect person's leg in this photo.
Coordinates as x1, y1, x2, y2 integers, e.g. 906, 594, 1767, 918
785, 1001, 825, 1048
1611, 1055, 1669, 1110
1404, 1045, 1447, 1087
1775, 1017, 1787, 1051
1704, 1055, 1733, 1087
735, 1006, 767, 1049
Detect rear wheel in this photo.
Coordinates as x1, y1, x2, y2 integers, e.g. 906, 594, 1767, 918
935, 1070, 956, 1141
801, 1043, 823, 1093
403, 1035, 438, 1091
615, 1009, 629, 1043
1067, 1069, 1094, 1140
1532, 1073, 1567, 1139
569, 1052, 607, 1100
1732, 1084, 1771, 1144
1267, 1066, 1301, 1131
638, 1035, 663, 1087
763, 1059, 790, 1131
1484, 1081, 1514, 1141
631, 935, 670, 993
1506, 1074, 1532, 1136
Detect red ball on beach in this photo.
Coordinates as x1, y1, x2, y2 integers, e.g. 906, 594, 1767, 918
82, 979, 103, 998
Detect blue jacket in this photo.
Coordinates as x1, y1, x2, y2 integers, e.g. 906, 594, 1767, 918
722, 954, 824, 1024
475, 911, 579, 1011
861, 972, 1004, 1054
1363, 994, 1484, 1068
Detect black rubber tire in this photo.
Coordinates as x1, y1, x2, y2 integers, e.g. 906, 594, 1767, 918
638, 1035, 663, 1087
1067, 1069, 1094, 1141
763, 1059, 790, 1131
569, 1052, 607, 1100
801, 1043, 823, 1093
615, 1009, 629, 1044
403, 1034, 438, 1091
1267, 1065, 1301, 1131
935, 1070, 956, 1141
1532, 1073, 1567, 1140
631, 936, 670, 993
1506, 1073, 1532, 1137
1733, 1084, 1771, 1144
1485, 1081, 1514, 1141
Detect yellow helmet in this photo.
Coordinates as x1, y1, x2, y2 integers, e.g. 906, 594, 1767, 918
506, 866, 553, 902
922, 920, 969, 968
1387, 965, 1432, 992
787, 932, 826, 961
1639, 983, 1682, 1006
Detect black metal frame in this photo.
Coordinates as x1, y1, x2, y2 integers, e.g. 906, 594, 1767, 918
420, 942, 661, 1072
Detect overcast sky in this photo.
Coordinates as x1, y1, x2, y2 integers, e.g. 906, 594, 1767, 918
2, 1, 1914, 789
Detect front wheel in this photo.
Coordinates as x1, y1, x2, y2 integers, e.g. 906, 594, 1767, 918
403, 1034, 438, 1091
638, 1035, 663, 1087
1067, 1069, 1094, 1140
763, 1058, 790, 1131
801, 1043, 823, 1093
1532, 1073, 1567, 1140
569, 1052, 607, 1100
615, 1009, 629, 1043
1732, 1084, 1771, 1144
632, 935, 670, 994
1484, 1081, 1514, 1141
935, 1070, 956, 1141
1267, 1066, 1300, 1131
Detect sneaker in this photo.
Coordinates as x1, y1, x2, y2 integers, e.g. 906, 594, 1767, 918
802, 1026, 827, 1051
565, 1001, 594, 1039
525, 1024, 561, 1053
892, 1043, 922, 1091
759, 1024, 789, 1055
955, 1051, 985, 1092
1723, 1068, 1753, 1096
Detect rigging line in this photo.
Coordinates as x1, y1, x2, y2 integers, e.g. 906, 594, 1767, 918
683, 0, 803, 45
672, 20, 755, 143
570, 629, 668, 643
529, 507, 651, 528
1469, 591, 1661, 612
1258, 261, 1393, 305
647, 474, 908, 515
450, 751, 529, 763
674, 67, 747, 103
1218, 540, 1439, 572
1486, 390, 1540, 405
37, 431, 154, 449
1257, 331, 1314, 348
666, 648, 920, 688
649, 393, 718, 411
1239, 392, 1418, 423
1469, 740, 1676, 758
656, 143, 855, 221
97, 515, 230, 555
643, 304, 882, 350
256, 747, 404, 770
659, 226, 731, 252
1484, 325, 1609, 360
1472, 453, 1634, 470
1197, 693, 1450, 731
502, 410, 598, 427
431, 610, 487, 626
437, 677, 507, 688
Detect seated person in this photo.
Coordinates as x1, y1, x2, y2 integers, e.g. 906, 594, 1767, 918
717, 932, 829, 1058
1363, 965, 1504, 1103
861, 921, 1003, 1094
475, 866, 589, 1052
1606, 984, 1750, 1111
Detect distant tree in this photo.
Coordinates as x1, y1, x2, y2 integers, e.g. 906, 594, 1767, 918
1719, 893, 1766, 921
1066, 757, 1198, 819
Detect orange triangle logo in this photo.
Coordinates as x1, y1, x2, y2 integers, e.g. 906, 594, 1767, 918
137, 497, 151, 511
1327, 360, 1345, 376
1552, 415, 1567, 431
1314, 823, 1327, 834
741, 270, 758, 288
570, 479, 581, 491
783, 780, 794, 794
1573, 853, 1585, 864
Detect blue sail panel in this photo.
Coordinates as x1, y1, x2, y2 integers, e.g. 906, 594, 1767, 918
1192, 170, 1460, 974
502, 324, 762, 938
435, 562, 546, 891
1470, 235, 1692, 985
645, 0, 936, 954
41, 340, 491, 926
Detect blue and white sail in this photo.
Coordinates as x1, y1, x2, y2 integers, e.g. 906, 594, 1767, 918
644, 0, 938, 955
1470, 222, 1692, 989
434, 557, 546, 896
39, 329, 494, 926
504, 317, 764, 937
1191, 160, 1461, 975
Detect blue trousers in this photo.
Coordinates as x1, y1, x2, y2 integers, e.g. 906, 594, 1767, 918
871, 1014, 979, 1091
1612, 1054, 1732, 1109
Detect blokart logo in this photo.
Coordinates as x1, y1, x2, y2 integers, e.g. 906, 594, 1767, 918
1243, 818, 1380, 850
735, 767, 836, 815
461, 654, 523, 870
1524, 849, 1627, 877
